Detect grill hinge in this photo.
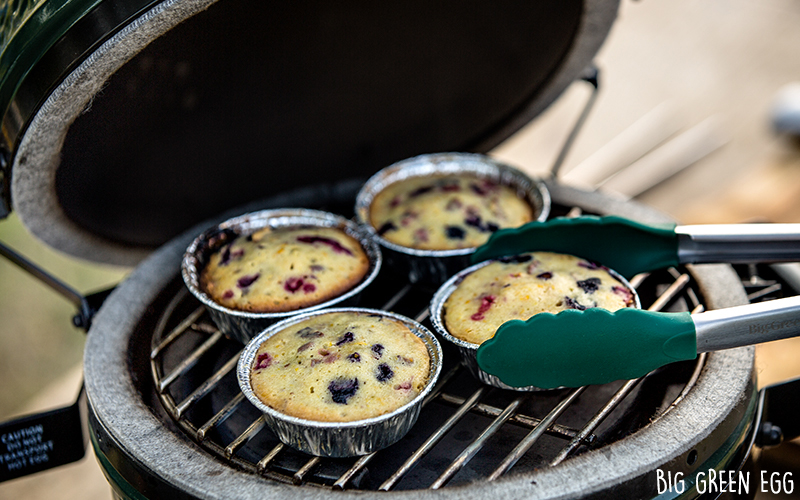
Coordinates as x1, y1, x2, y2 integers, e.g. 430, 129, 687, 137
0, 239, 114, 330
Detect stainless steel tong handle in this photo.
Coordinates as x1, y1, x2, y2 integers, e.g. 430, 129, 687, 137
694, 295, 800, 353
677, 223, 800, 264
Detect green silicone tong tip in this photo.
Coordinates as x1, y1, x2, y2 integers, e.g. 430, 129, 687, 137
471, 215, 800, 388
476, 308, 698, 389
471, 215, 679, 279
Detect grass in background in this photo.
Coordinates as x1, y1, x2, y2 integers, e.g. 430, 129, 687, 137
0, 214, 128, 417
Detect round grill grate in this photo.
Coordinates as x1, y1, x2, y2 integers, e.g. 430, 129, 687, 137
148, 201, 712, 491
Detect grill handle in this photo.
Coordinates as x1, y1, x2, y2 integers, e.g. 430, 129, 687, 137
0, 384, 87, 482
677, 223, 800, 264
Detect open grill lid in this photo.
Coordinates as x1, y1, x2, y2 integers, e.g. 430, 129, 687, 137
1, 0, 618, 266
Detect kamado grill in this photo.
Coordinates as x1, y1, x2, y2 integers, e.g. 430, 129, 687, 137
122, 184, 758, 499
0, 1, 797, 499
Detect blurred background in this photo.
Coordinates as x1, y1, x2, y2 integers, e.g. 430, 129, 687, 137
3, 0, 800, 498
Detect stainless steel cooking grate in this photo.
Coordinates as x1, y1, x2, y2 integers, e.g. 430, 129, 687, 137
149, 211, 713, 491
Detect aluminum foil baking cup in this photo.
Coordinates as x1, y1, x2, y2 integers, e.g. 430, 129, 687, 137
429, 255, 641, 391
354, 152, 550, 285
237, 307, 443, 457
182, 209, 382, 344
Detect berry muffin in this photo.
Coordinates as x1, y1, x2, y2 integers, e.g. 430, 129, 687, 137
200, 225, 370, 313
443, 251, 638, 345
248, 310, 432, 422
355, 153, 550, 285
369, 173, 535, 251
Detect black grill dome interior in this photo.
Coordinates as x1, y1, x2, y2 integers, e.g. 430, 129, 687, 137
55, 0, 582, 248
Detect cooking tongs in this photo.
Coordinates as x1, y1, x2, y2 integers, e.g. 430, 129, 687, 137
471, 215, 800, 280
471, 216, 800, 389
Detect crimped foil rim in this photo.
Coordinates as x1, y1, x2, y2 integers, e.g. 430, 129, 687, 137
354, 152, 551, 258
237, 307, 443, 430
429, 253, 641, 390
181, 208, 382, 321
